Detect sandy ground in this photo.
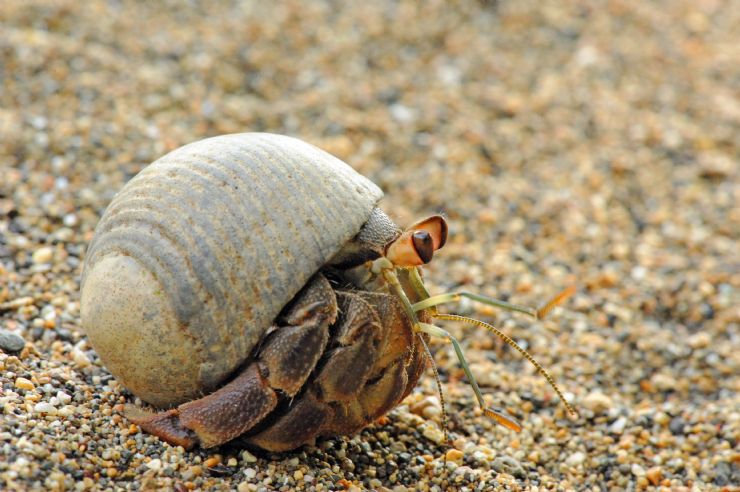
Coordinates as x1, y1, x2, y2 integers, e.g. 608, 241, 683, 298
0, 1, 738, 490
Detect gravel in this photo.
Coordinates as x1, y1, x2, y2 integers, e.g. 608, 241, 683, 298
1, 1, 738, 490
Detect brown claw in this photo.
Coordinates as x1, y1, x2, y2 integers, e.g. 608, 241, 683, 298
125, 405, 198, 450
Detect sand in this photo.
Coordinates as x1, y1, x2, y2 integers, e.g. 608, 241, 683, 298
0, 1, 738, 490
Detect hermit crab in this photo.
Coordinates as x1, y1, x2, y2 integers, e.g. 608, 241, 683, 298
80, 133, 575, 451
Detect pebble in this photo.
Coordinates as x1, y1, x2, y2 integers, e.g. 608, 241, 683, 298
0, 297, 34, 311
687, 332, 711, 349
33, 402, 57, 415
445, 449, 464, 464
204, 456, 221, 468
71, 348, 91, 368
421, 425, 445, 445
15, 377, 35, 391
608, 417, 628, 434
0, 329, 26, 353
240, 450, 257, 463
566, 452, 587, 467
56, 391, 72, 405
492, 456, 526, 479
31, 247, 53, 265
582, 392, 613, 414
646, 466, 663, 485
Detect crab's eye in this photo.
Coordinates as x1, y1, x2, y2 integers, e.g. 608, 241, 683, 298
412, 231, 434, 264
385, 215, 448, 267
407, 215, 447, 251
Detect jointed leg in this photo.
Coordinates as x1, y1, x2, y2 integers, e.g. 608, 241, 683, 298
378, 266, 522, 431
415, 322, 522, 432
411, 285, 576, 320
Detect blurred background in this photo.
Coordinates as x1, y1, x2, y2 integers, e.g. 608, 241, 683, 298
1, 1, 737, 490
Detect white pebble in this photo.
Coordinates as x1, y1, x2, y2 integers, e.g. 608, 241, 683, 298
146, 459, 162, 471
390, 103, 416, 124
582, 391, 613, 414
566, 451, 586, 467
34, 402, 58, 415
72, 348, 91, 368
57, 405, 76, 417
244, 467, 257, 479
56, 391, 72, 404
32, 247, 54, 265
609, 417, 627, 434
63, 214, 78, 227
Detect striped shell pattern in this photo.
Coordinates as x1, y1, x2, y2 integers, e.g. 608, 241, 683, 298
81, 133, 382, 407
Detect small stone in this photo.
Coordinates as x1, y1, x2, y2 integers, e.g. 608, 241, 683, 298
58, 405, 76, 417
445, 449, 464, 464
32, 247, 54, 264
72, 348, 91, 368
631, 463, 646, 477
303, 474, 314, 483
56, 391, 72, 404
241, 450, 257, 463
227, 457, 238, 467
421, 425, 445, 444
237, 482, 250, 492
294, 470, 304, 481
582, 392, 613, 414
34, 402, 57, 415
646, 466, 663, 485
655, 412, 670, 426
422, 405, 441, 419
409, 396, 440, 417
146, 459, 162, 471
669, 417, 685, 435
15, 377, 35, 391
609, 417, 627, 434
687, 332, 710, 349
652, 373, 677, 391
243, 468, 256, 479
204, 455, 221, 468
0, 297, 34, 311
472, 451, 488, 463
0, 329, 25, 353
63, 214, 78, 227
491, 456, 526, 479
566, 452, 586, 467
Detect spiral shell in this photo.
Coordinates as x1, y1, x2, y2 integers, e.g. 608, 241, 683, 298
81, 133, 382, 407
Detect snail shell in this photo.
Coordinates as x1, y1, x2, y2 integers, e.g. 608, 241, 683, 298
81, 133, 382, 407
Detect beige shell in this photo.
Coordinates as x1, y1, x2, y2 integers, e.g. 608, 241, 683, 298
81, 133, 382, 407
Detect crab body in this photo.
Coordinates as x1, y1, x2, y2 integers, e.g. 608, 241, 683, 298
81, 133, 436, 450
